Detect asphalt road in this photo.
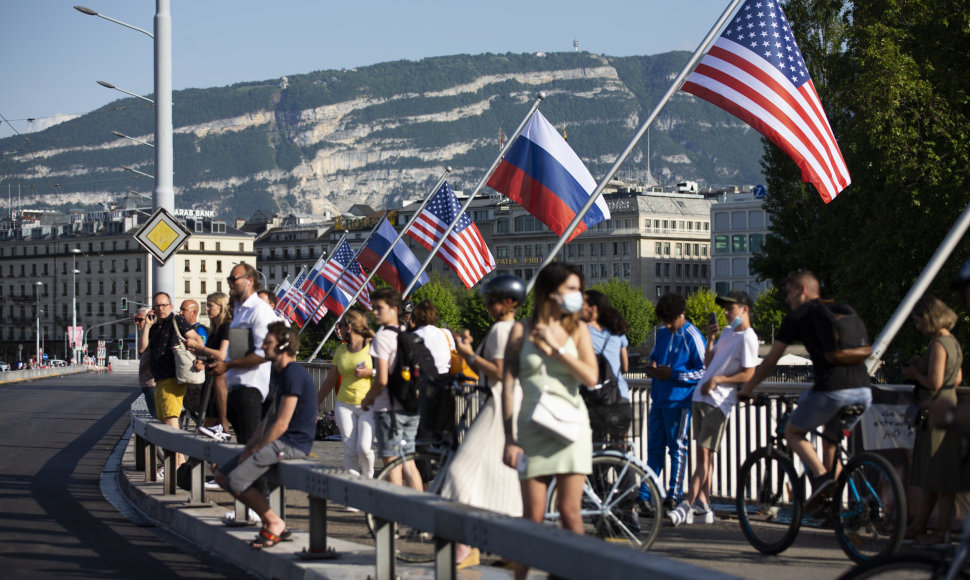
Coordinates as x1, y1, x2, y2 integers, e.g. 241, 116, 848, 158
0, 369, 239, 580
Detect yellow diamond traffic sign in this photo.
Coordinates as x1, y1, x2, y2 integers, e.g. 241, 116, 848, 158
134, 207, 192, 265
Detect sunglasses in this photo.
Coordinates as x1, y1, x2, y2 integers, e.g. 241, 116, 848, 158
227, 275, 246, 283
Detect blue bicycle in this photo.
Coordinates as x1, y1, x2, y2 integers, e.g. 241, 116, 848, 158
736, 394, 906, 564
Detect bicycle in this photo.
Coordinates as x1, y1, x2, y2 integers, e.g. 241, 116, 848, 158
838, 505, 970, 579
736, 393, 906, 564
364, 374, 490, 563
543, 438, 666, 551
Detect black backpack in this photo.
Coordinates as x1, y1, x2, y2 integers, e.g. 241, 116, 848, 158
819, 301, 872, 366
385, 326, 441, 412
581, 336, 622, 407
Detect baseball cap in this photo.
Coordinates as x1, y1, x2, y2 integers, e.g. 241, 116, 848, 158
715, 290, 754, 309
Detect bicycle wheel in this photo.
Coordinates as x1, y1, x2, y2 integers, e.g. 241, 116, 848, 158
838, 555, 964, 579
546, 454, 663, 551
365, 451, 445, 563
833, 452, 906, 564
736, 446, 802, 555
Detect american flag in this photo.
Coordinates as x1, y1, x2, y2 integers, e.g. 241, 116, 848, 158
681, 0, 850, 203
278, 268, 309, 325
407, 182, 495, 288
322, 241, 374, 310
299, 258, 329, 324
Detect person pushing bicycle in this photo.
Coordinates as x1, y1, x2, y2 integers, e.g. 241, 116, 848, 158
738, 271, 872, 504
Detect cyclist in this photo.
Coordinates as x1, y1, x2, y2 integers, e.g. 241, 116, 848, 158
738, 271, 872, 504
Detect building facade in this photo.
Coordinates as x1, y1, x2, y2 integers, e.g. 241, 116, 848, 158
709, 190, 771, 297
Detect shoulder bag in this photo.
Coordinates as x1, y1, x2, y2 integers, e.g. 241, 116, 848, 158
529, 363, 585, 444
172, 317, 205, 385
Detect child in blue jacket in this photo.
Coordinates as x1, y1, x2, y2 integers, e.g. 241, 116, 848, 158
643, 293, 706, 507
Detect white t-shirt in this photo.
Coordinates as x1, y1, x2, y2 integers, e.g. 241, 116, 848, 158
413, 325, 456, 375
369, 326, 401, 412
694, 326, 759, 416
480, 320, 514, 388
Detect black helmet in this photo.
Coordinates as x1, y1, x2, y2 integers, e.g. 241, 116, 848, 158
402, 299, 414, 315
481, 275, 526, 305
954, 257, 970, 289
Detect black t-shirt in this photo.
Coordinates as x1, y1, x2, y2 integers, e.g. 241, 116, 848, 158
776, 299, 869, 391
147, 314, 194, 381
204, 321, 231, 357
273, 362, 317, 455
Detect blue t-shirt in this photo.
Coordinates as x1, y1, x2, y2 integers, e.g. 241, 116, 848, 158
589, 326, 630, 400
274, 362, 318, 454
648, 321, 706, 408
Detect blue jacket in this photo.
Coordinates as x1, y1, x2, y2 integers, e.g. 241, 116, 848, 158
649, 321, 706, 408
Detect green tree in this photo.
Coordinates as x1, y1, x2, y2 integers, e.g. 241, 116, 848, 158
458, 293, 493, 342
685, 288, 724, 331
589, 278, 656, 347
410, 276, 461, 330
752, 286, 788, 344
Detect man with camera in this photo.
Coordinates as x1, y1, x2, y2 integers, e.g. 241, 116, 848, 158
138, 292, 202, 474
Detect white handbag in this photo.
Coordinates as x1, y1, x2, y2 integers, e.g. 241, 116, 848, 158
529, 364, 585, 444
172, 317, 205, 385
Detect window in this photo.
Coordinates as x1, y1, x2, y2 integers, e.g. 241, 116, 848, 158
675, 243, 682, 257
613, 263, 621, 278
98, 281, 104, 293
591, 244, 598, 257
124, 259, 129, 272
623, 242, 630, 256
714, 235, 729, 254
200, 260, 207, 273
577, 244, 585, 257
136, 259, 142, 272
732, 211, 747, 229
662, 220, 669, 230
693, 243, 699, 256
184, 260, 191, 273
86, 281, 92, 294
514, 246, 522, 258
524, 245, 533, 258
216, 242, 222, 251
199, 241, 206, 251
663, 242, 670, 256
655, 263, 662, 277
714, 212, 729, 231
200, 281, 207, 294
732, 235, 747, 253
566, 245, 574, 258
599, 264, 608, 279
693, 264, 700, 278
136, 279, 142, 293
732, 258, 748, 276
613, 242, 620, 256
715, 258, 730, 276
749, 234, 765, 253
111, 281, 116, 294
623, 263, 631, 279
497, 246, 509, 258
216, 260, 223, 273
685, 244, 691, 257
702, 244, 709, 257
496, 218, 509, 233
185, 280, 191, 294
239, 243, 244, 252
216, 281, 223, 292
676, 263, 683, 277
664, 263, 671, 277
715, 281, 730, 295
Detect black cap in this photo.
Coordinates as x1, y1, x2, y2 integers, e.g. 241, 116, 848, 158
715, 290, 754, 309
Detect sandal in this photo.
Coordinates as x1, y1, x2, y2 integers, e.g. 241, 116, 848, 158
251, 526, 291, 548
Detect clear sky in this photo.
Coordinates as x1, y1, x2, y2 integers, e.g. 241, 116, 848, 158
0, 0, 731, 140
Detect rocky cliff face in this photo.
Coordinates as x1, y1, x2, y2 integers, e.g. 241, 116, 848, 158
1, 52, 763, 220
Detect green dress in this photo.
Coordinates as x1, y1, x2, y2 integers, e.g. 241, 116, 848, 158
516, 335, 592, 479
911, 334, 968, 493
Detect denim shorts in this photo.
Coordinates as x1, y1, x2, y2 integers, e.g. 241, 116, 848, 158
220, 439, 307, 494
789, 387, 872, 435
375, 410, 420, 458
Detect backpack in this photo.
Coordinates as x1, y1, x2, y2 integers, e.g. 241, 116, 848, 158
385, 326, 442, 412
819, 301, 872, 366
581, 335, 622, 407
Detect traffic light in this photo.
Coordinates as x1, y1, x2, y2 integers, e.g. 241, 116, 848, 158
118, 339, 124, 351
120, 297, 128, 312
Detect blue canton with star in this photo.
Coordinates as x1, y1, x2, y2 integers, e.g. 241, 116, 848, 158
722, 0, 809, 87
427, 183, 470, 234
333, 241, 363, 276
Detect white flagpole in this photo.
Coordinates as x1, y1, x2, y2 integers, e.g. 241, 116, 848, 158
305, 169, 452, 360
523, 0, 745, 293
866, 200, 970, 374
402, 93, 546, 298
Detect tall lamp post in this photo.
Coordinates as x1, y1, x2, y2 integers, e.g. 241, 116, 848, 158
34, 282, 44, 367
75, 1, 174, 300
71, 248, 81, 365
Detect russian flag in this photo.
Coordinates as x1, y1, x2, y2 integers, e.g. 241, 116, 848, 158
358, 218, 430, 293
487, 110, 609, 242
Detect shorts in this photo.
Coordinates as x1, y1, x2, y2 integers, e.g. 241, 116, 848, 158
219, 439, 307, 494
789, 387, 872, 435
375, 410, 420, 458
155, 377, 187, 420
692, 401, 729, 451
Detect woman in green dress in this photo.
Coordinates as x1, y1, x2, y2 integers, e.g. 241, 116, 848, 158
502, 263, 598, 580
902, 294, 966, 546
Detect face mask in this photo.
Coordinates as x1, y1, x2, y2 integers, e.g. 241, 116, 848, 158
728, 316, 744, 329
558, 291, 584, 314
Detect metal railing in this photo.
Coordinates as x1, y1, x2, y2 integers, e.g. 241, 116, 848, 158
128, 397, 739, 580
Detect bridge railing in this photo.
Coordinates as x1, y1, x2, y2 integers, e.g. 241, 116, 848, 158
128, 396, 740, 580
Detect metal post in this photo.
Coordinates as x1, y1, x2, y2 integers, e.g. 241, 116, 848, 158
523, 0, 745, 293
72, 249, 78, 364
374, 517, 395, 580
434, 539, 456, 580
153, 0, 175, 299
402, 95, 546, 297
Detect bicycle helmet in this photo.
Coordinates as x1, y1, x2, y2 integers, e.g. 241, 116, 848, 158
402, 299, 414, 315
481, 274, 526, 305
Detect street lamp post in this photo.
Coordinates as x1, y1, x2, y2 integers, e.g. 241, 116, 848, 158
71, 248, 81, 365
34, 282, 44, 367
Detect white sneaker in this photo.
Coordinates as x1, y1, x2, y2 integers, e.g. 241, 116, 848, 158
200, 425, 231, 441
692, 502, 715, 524
223, 508, 259, 523
204, 478, 221, 490
667, 501, 693, 527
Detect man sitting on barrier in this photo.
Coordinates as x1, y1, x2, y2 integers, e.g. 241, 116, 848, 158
213, 321, 316, 548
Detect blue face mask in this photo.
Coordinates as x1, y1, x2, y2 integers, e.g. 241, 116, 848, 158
728, 316, 744, 329
558, 291, 584, 314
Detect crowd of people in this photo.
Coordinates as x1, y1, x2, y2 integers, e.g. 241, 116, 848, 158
134, 257, 970, 565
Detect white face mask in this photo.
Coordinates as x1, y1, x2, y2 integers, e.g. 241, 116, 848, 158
728, 316, 744, 329
558, 291, 584, 314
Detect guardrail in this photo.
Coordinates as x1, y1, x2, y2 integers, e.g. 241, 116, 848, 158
128, 397, 740, 580
0, 365, 89, 384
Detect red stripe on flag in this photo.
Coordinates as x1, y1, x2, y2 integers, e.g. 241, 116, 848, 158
488, 161, 589, 242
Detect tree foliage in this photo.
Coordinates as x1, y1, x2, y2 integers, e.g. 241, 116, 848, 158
410, 276, 461, 330
685, 288, 724, 332
589, 278, 656, 347
752, 286, 788, 344
751, 0, 970, 363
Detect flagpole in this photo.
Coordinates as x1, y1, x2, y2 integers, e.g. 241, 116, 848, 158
296, 224, 374, 337
294, 233, 349, 334
278, 265, 308, 322
305, 169, 452, 360
402, 93, 547, 297
523, 0, 745, 293
865, 200, 970, 374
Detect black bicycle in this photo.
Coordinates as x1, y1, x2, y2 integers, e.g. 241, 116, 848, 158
737, 393, 906, 564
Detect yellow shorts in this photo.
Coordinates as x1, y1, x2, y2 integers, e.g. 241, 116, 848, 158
155, 377, 187, 420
